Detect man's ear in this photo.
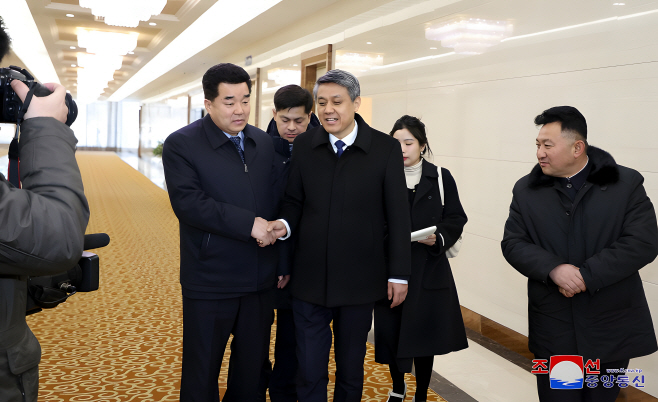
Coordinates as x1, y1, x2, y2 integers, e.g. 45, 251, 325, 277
204, 99, 212, 113
272, 108, 277, 118
353, 96, 361, 112
573, 140, 586, 158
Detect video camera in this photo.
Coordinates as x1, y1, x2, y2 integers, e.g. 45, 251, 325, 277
0, 65, 78, 126
26, 233, 110, 315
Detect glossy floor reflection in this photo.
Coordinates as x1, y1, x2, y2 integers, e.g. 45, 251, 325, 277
1, 149, 167, 191
116, 151, 166, 190
432, 339, 538, 402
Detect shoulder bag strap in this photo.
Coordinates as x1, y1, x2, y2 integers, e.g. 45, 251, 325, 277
437, 166, 444, 205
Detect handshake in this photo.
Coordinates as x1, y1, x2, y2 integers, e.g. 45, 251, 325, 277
251, 217, 288, 247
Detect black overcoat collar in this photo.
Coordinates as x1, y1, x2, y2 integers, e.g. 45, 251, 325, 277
202, 114, 259, 163
310, 113, 372, 154
413, 160, 440, 208
202, 114, 258, 148
528, 146, 620, 189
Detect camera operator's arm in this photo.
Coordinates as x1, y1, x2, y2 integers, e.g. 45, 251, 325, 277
0, 81, 89, 276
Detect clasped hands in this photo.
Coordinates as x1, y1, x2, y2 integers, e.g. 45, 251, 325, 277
251, 218, 289, 247
549, 264, 587, 298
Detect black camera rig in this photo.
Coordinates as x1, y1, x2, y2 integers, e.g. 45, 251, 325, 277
26, 233, 110, 315
0, 65, 77, 126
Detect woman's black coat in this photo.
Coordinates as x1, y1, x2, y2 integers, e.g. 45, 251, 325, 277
375, 160, 468, 368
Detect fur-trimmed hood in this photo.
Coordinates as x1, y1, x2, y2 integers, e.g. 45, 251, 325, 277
528, 146, 620, 188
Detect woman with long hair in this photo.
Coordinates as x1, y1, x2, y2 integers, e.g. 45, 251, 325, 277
375, 115, 468, 402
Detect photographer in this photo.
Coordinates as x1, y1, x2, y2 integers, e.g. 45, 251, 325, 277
0, 18, 89, 402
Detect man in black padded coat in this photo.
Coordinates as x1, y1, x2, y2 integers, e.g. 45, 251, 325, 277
502, 106, 658, 402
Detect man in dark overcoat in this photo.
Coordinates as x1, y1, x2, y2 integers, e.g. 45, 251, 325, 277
267, 70, 411, 402
501, 106, 658, 402
163, 63, 279, 402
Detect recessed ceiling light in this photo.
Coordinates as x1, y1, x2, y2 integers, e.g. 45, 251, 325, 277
71, 64, 77, 67
430, 47, 437, 49
128, 51, 135, 54
613, 2, 625, 4
292, 64, 298, 66
366, 42, 372, 44
66, 14, 74, 17
149, 22, 157, 26
109, 0, 283, 102
70, 46, 76, 49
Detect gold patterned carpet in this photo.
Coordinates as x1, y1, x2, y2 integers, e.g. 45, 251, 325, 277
26, 151, 446, 402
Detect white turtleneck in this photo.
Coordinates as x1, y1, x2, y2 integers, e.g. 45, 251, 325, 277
404, 160, 423, 189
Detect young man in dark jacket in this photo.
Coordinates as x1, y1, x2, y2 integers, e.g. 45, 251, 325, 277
0, 20, 90, 402
502, 106, 658, 402
262, 84, 319, 402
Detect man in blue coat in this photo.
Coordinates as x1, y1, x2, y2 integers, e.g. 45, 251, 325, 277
163, 63, 279, 402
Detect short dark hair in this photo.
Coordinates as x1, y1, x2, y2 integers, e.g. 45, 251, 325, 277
202, 63, 251, 101
274, 85, 313, 114
534, 106, 587, 142
389, 115, 433, 157
0, 17, 11, 63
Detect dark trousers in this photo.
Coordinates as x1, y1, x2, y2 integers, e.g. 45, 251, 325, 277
180, 291, 273, 402
293, 297, 375, 402
536, 358, 629, 402
268, 308, 298, 402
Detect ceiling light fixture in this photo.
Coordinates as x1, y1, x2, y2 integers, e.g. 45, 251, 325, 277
66, 14, 75, 17
109, 0, 283, 102
149, 22, 157, 26
613, 3, 625, 5
76, 30, 139, 101
79, 0, 166, 28
70, 46, 76, 49
366, 42, 372, 44
71, 64, 77, 67
430, 47, 437, 49
267, 68, 300, 85
77, 29, 139, 56
426, 17, 513, 55
336, 51, 384, 75
379, 8, 658, 73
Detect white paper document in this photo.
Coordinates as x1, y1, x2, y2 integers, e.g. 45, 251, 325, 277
410, 226, 436, 242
